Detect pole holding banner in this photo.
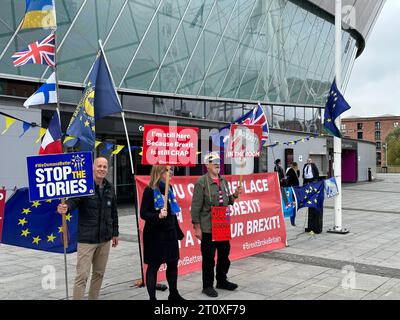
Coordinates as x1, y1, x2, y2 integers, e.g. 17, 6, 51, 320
163, 166, 171, 210
328, 0, 349, 234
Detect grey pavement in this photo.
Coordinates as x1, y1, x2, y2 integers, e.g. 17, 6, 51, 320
1, 173, 400, 300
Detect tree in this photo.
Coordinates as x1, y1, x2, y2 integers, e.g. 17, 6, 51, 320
385, 127, 400, 166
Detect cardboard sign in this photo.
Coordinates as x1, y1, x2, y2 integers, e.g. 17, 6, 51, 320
27, 152, 95, 201
142, 124, 198, 166
0, 189, 6, 241
211, 206, 232, 242
227, 124, 262, 158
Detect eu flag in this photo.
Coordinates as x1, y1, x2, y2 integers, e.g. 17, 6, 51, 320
323, 79, 351, 138
292, 181, 325, 213
66, 51, 122, 151
1, 188, 77, 253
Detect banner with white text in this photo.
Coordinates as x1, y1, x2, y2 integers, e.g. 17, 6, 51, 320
135, 173, 286, 281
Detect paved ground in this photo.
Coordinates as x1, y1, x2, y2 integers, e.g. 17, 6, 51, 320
1, 174, 400, 300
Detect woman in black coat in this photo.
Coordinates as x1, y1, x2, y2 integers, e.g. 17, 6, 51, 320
140, 165, 185, 301
286, 162, 300, 187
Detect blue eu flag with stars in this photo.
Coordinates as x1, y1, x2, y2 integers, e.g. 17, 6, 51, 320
323, 79, 351, 138
1, 188, 78, 253
292, 181, 325, 213
66, 51, 122, 151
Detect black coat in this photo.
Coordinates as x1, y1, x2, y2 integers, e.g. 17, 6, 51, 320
140, 185, 184, 265
302, 163, 319, 181
274, 165, 285, 185
67, 179, 119, 244
286, 168, 300, 186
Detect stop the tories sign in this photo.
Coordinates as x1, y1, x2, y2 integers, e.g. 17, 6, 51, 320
142, 124, 198, 166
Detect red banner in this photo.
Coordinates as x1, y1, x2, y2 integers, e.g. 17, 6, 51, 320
211, 206, 232, 242
142, 124, 198, 166
135, 173, 286, 281
0, 189, 6, 241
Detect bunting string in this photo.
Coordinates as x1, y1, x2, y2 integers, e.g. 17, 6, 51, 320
1, 111, 323, 156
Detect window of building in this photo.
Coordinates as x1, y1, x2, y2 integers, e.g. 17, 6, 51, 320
375, 131, 381, 141
341, 124, 346, 130
375, 122, 381, 130
357, 123, 363, 130
357, 132, 363, 140
376, 152, 381, 166
376, 142, 381, 150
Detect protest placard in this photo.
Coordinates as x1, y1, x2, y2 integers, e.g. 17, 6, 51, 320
27, 152, 95, 201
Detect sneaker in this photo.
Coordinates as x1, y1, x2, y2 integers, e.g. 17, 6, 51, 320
202, 287, 218, 297
216, 280, 238, 291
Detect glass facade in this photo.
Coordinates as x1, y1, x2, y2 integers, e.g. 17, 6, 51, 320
0, 0, 358, 107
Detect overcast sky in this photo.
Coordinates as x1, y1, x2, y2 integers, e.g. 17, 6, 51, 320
345, 0, 400, 117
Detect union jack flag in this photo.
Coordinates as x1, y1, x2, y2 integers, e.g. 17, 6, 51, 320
214, 102, 270, 149
239, 102, 269, 145
225, 102, 269, 158
12, 33, 55, 67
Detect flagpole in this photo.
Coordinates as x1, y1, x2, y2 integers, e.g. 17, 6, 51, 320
98, 39, 145, 286
97, 40, 134, 175
329, 0, 349, 234
52, 26, 70, 299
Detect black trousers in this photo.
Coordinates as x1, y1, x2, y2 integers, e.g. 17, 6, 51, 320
201, 232, 230, 288
306, 207, 324, 234
146, 260, 178, 300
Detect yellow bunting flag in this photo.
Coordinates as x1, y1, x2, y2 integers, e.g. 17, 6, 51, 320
63, 136, 75, 144
35, 127, 47, 143
95, 141, 102, 148
112, 145, 125, 155
1, 116, 16, 135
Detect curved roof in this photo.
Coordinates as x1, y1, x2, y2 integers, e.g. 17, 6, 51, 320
307, 0, 386, 56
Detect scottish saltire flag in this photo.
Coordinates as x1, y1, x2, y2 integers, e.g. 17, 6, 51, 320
1, 188, 77, 253
292, 180, 325, 213
324, 79, 351, 138
23, 72, 57, 108
325, 177, 339, 198
39, 109, 62, 154
66, 51, 122, 151
12, 33, 55, 67
21, 0, 57, 30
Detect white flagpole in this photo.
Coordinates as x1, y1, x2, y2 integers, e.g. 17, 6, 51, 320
330, 0, 348, 234
98, 40, 145, 286
52, 26, 70, 300
98, 39, 134, 175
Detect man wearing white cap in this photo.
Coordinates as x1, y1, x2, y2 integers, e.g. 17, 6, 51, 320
190, 152, 242, 298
